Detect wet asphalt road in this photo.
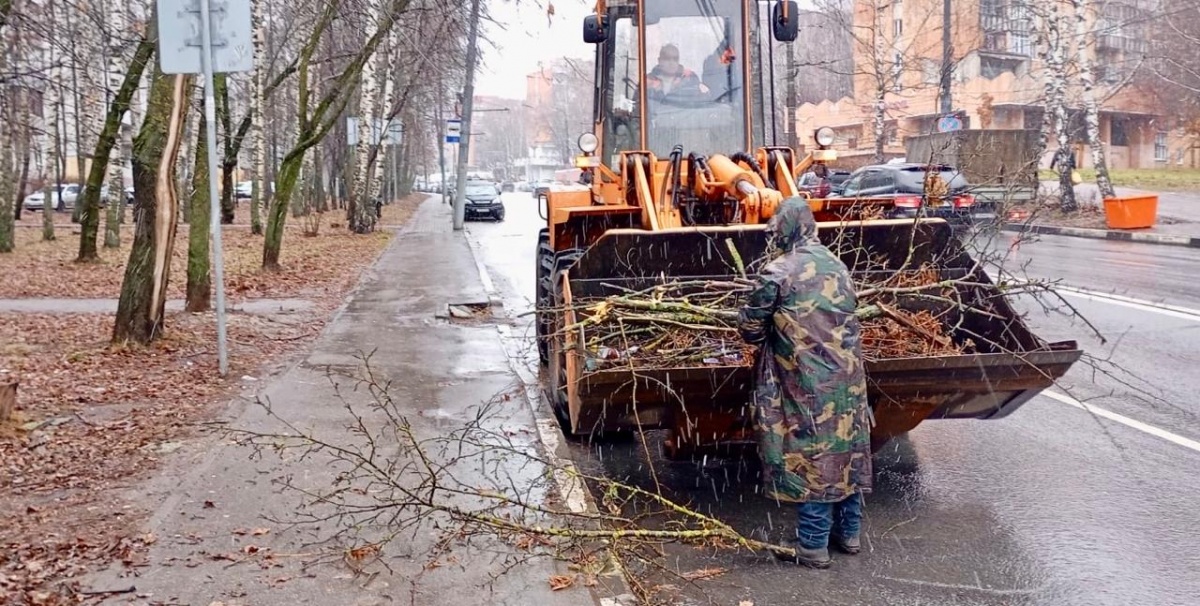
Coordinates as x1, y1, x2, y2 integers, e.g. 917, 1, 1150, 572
467, 193, 1200, 606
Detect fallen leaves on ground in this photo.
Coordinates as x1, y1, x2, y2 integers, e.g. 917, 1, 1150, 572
548, 574, 575, 591
1, 194, 427, 300
0, 195, 430, 604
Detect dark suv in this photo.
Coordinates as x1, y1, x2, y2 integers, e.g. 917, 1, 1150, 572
464, 181, 505, 221
797, 169, 852, 198
833, 163, 976, 226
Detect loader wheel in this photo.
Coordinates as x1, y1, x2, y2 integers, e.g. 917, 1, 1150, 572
534, 231, 553, 365
546, 247, 583, 436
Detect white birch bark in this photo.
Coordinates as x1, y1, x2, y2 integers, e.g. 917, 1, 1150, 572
1035, 1, 1077, 211
250, 0, 266, 235
350, 0, 383, 233
104, 0, 127, 246
1071, 0, 1115, 199
43, 56, 60, 240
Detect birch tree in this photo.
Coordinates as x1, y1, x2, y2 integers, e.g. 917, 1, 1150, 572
349, 0, 384, 234
1033, 0, 1078, 212
249, 0, 267, 234
41, 8, 59, 242
1070, 0, 1115, 199
103, 0, 129, 249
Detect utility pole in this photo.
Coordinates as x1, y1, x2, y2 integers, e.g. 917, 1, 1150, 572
786, 42, 798, 149
452, 0, 482, 230
939, 0, 952, 115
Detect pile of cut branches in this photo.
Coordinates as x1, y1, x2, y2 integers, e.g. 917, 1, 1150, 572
572, 269, 974, 370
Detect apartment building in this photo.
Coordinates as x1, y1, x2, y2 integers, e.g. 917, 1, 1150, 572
795, 0, 1185, 169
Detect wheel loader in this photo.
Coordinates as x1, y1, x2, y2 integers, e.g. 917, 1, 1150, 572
535, 0, 1082, 456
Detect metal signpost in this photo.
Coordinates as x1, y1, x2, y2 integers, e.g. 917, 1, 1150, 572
158, 0, 253, 376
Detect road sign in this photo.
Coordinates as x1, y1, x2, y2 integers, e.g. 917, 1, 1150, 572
937, 114, 963, 133
157, 0, 253, 74
156, 0, 254, 377
347, 117, 403, 146
446, 119, 462, 144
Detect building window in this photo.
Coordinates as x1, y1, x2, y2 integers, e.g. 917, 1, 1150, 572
892, 53, 903, 92
894, 18, 903, 36
1155, 132, 1168, 162
1111, 118, 1130, 147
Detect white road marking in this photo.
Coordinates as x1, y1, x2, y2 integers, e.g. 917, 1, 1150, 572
996, 273, 1200, 322
1053, 285, 1200, 322
1042, 391, 1200, 454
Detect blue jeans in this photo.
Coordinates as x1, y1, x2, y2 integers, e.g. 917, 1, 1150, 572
796, 493, 863, 549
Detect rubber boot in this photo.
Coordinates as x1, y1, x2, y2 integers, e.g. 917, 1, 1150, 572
774, 545, 832, 569
832, 534, 861, 555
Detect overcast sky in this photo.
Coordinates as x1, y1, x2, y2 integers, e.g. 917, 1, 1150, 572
475, 0, 594, 99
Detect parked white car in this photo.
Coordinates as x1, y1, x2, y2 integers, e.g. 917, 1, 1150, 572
23, 184, 82, 211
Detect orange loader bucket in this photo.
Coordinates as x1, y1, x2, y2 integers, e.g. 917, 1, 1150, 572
1103, 194, 1158, 229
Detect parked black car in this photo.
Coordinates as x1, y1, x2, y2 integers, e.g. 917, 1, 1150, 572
797, 168, 852, 198
463, 181, 505, 221
832, 163, 976, 227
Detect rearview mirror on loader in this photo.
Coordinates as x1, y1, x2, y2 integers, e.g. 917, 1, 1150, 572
771, 1, 800, 42
583, 15, 607, 44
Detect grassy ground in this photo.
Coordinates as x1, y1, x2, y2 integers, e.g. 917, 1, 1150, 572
1039, 168, 1200, 191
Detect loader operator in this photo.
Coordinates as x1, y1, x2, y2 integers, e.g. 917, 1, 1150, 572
737, 198, 874, 570
647, 44, 709, 101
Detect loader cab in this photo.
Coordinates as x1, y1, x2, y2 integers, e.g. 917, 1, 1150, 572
584, 0, 799, 170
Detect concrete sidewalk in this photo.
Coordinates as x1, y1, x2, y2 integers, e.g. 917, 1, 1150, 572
1014, 182, 1200, 247
84, 198, 628, 605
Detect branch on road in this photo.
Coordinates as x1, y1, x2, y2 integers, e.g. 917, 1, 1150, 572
225, 356, 800, 599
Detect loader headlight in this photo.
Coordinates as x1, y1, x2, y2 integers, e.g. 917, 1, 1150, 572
578, 133, 599, 154
814, 126, 835, 148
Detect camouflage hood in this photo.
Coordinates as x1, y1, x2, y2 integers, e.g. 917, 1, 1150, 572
766, 197, 820, 255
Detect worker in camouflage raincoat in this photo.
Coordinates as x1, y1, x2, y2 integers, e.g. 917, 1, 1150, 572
738, 197, 873, 569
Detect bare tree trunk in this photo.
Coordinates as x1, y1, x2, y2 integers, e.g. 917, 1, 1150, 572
186, 95, 211, 312
350, 0, 383, 234
80, 31, 155, 261
0, 38, 14, 252
66, 4, 87, 225
250, 0, 266, 235
1036, 2, 1077, 212
0, 106, 13, 253
42, 33, 59, 242
1072, 0, 1115, 199
104, 0, 128, 248
214, 74, 236, 224
14, 125, 29, 222
113, 72, 192, 344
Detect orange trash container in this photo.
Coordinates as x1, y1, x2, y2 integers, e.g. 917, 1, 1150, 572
1103, 195, 1158, 229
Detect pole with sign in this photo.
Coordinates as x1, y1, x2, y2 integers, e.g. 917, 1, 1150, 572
158, 0, 252, 377
445, 119, 462, 144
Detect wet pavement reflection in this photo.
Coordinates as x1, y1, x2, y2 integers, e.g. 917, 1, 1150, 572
466, 193, 1200, 606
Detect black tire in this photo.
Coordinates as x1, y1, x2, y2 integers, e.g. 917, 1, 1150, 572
534, 231, 554, 365
546, 248, 583, 429
494, 210, 505, 221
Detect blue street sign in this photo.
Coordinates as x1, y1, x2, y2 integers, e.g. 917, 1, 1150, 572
938, 114, 963, 133
446, 119, 462, 144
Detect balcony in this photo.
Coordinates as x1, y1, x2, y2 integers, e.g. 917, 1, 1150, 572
1098, 33, 1148, 54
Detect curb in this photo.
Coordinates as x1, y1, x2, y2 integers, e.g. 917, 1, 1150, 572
460, 226, 637, 605
1003, 223, 1200, 248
